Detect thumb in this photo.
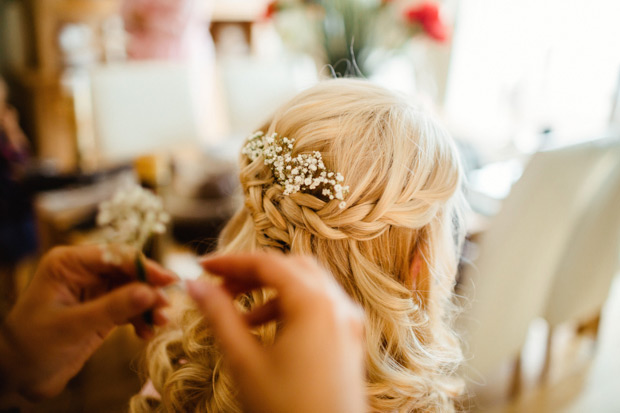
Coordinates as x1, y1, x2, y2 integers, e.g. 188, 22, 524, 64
187, 280, 263, 376
82, 282, 159, 328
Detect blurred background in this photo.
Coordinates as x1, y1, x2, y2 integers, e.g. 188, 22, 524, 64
0, 0, 619, 411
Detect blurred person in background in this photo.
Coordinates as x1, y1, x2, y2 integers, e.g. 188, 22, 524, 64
122, 0, 209, 60
0, 75, 36, 314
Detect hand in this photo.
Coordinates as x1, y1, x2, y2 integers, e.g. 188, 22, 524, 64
0, 245, 176, 401
188, 253, 367, 413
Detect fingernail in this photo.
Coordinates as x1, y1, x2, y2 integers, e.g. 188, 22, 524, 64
163, 268, 179, 280
132, 285, 155, 307
198, 253, 223, 265
154, 310, 170, 326
150, 262, 178, 281
156, 288, 170, 305
187, 280, 210, 302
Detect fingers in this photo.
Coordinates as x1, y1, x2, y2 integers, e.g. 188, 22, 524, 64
199, 253, 301, 294
107, 248, 178, 286
47, 245, 177, 287
80, 282, 167, 331
244, 298, 281, 327
129, 307, 169, 339
129, 314, 154, 339
200, 253, 339, 323
142, 258, 178, 286
187, 280, 263, 375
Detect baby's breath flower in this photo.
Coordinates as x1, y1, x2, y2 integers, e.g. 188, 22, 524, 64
97, 184, 170, 264
242, 131, 350, 209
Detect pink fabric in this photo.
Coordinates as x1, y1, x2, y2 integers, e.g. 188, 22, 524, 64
122, 0, 205, 60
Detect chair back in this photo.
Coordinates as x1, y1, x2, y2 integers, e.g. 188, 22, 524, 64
216, 54, 318, 138
543, 141, 620, 326
459, 138, 619, 377
90, 61, 202, 163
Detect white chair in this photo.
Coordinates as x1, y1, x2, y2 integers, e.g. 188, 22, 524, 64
543, 141, 620, 329
216, 53, 318, 139
89, 61, 205, 163
458, 138, 620, 385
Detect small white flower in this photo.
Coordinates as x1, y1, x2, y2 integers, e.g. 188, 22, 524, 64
242, 131, 350, 206
97, 184, 169, 263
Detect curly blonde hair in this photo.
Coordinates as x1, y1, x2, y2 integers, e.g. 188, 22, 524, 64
130, 79, 466, 412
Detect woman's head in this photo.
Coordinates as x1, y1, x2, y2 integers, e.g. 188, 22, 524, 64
228, 80, 462, 308
133, 78, 466, 412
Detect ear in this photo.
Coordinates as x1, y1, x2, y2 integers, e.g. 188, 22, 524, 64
408, 251, 422, 291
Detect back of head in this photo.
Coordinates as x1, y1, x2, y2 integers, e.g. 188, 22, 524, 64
133, 78, 466, 412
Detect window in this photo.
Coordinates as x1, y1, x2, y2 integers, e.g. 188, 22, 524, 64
445, 0, 620, 155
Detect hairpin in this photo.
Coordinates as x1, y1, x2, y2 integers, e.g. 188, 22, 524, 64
242, 131, 350, 209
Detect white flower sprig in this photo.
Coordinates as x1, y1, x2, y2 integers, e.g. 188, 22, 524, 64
97, 184, 170, 264
242, 131, 350, 209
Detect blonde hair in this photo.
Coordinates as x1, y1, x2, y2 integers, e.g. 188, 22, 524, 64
131, 79, 466, 412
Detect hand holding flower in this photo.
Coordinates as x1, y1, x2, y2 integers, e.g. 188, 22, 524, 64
97, 184, 171, 325
0, 245, 176, 401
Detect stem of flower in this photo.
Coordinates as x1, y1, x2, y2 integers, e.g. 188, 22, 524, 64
135, 253, 153, 326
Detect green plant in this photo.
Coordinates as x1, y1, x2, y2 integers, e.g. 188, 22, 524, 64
265, 0, 449, 77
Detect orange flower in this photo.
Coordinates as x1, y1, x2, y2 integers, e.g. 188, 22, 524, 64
264, 1, 280, 19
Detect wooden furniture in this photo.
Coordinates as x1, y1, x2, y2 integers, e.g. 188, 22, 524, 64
211, 0, 267, 46
11, 0, 121, 171
27, 0, 122, 78
9, 0, 267, 172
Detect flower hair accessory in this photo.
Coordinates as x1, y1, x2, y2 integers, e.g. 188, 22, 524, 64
242, 131, 350, 209
97, 183, 170, 326
97, 184, 170, 265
